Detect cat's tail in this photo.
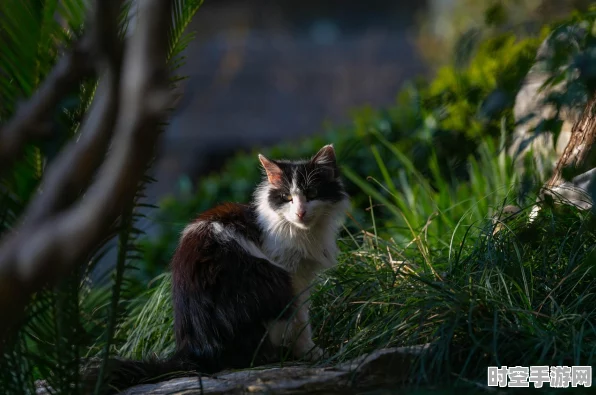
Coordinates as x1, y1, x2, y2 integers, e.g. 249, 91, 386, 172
84, 348, 214, 394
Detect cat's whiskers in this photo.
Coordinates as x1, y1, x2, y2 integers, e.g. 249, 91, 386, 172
305, 167, 323, 186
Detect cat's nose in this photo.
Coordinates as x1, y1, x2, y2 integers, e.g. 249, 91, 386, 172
296, 210, 306, 220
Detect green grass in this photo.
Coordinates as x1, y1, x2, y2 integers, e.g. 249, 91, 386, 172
312, 203, 596, 382
115, 128, 596, 390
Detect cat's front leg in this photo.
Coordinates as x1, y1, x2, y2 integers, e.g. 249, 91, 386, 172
286, 301, 324, 361
267, 304, 325, 362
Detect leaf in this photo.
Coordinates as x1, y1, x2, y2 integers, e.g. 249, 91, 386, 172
484, 2, 507, 27
453, 28, 482, 70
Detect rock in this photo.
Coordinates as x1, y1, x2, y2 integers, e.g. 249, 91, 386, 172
509, 22, 589, 180
546, 168, 595, 209
121, 345, 430, 394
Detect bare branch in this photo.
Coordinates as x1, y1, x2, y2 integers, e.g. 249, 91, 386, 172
0, 34, 92, 175
0, 0, 174, 336
23, 0, 124, 226
545, 96, 596, 189
527, 95, 596, 223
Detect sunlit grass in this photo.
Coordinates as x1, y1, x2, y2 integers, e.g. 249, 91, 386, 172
311, 204, 596, 386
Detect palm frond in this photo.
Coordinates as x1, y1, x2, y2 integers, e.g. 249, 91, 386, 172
92, 203, 136, 394
0, 1, 204, 393
168, 0, 203, 66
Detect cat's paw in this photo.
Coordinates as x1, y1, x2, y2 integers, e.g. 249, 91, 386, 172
298, 345, 327, 362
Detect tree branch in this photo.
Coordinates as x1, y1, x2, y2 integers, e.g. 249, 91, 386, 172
0, 32, 92, 175
23, 0, 124, 226
0, 0, 174, 337
528, 95, 596, 222
545, 96, 596, 189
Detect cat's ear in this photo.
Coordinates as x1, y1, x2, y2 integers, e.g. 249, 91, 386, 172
311, 144, 336, 166
311, 144, 338, 177
258, 154, 283, 185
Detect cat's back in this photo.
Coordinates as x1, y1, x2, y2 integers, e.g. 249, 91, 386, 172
171, 202, 263, 277
184, 202, 261, 243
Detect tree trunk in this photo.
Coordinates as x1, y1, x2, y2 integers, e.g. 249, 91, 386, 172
545, 96, 596, 189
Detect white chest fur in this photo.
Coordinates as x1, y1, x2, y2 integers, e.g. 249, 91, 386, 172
262, 229, 335, 270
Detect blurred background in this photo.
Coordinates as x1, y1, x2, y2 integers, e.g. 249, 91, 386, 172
149, 0, 588, 219
153, 0, 427, 202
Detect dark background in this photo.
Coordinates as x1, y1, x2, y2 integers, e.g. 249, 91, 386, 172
150, 0, 429, 206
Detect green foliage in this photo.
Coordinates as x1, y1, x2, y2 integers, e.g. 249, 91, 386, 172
0, 0, 87, 238
342, 130, 515, 248
0, 3, 94, 394
0, 0, 85, 121
429, 32, 543, 136
527, 8, 596, 142
0, 1, 203, 394
116, 273, 175, 360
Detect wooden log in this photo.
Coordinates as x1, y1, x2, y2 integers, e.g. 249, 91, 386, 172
35, 345, 431, 395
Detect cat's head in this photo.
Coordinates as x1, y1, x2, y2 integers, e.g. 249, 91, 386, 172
255, 144, 349, 230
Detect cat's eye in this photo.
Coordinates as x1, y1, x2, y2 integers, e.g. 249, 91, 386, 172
281, 193, 293, 202
305, 187, 317, 200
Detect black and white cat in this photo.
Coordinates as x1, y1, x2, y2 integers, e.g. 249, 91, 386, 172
97, 144, 349, 391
